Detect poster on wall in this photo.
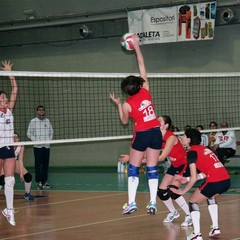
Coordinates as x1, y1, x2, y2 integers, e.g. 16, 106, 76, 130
177, 2, 216, 41
128, 1, 216, 45
127, 7, 178, 44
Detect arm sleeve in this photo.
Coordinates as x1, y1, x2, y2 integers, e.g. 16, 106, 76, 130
187, 151, 197, 164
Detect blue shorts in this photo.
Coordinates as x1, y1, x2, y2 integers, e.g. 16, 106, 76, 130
200, 179, 231, 198
131, 127, 162, 151
0, 146, 15, 160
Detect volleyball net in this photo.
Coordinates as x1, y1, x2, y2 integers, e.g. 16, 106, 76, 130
0, 71, 240, 146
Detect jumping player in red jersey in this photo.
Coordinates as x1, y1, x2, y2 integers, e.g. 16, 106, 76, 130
109, 34, 162, 215
170, 128, 231, 240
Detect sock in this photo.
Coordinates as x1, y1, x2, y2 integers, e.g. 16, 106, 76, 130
163, 198, 176, 213
191, 211, 201, 234
128, 176, 139, 204
208, 203, 218, 227
148, 178, 158, 203
24, 181, 31, 194
175, 196, 190, 215
4, 176, 15, 209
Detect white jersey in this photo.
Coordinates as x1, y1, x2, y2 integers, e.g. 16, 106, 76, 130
0, 108, 14, 144
27, 117, 53, 148
214, 130, 237, 150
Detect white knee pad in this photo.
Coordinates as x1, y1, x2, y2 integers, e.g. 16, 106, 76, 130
4, 176, 15, 188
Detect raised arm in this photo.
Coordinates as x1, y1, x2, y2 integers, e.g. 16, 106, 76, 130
132, 35, 148, 90
1, 60, 18, 111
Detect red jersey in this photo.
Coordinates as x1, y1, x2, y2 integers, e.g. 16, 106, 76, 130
189, 145, 230, 182
162, 130, 187, 168
126, 88, 159, 131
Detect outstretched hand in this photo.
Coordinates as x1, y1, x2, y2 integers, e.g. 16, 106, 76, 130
1, 60, 13, 71
119, 154, 129, 163
109, 92, 121, 106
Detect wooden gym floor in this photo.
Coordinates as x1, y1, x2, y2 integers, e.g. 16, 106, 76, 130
0, 168, 240, 240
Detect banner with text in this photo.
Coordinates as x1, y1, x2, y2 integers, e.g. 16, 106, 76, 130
128, 1, 216, 44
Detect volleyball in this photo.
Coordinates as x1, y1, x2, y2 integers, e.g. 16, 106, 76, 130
120, 33, 135, 51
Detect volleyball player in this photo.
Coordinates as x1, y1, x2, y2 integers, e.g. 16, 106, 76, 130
0, 60, 18, 226
109, 34, 162, 215
170, 128, 230, 240
157, 115, 192, 227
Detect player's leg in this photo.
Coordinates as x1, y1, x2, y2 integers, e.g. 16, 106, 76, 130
122, 147, 143, 215
145, 148, 160, 214
186, 189, 206, 240
15, 161, 35, 201
170, 174, 192, 227
3, 154, 16, 226
158, 173, 180, 222
207, 197, 221, 237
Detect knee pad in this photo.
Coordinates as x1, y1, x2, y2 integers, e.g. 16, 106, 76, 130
4, 176, 15, 188
146, 166, 159, 179
24, 172, 32, 183
0, 175, 5, 186
167, 185, 181, 200
128, 164, 140, 177
157, 188, 170, 201
207, 197, 217, 205
189, 202, 200, 212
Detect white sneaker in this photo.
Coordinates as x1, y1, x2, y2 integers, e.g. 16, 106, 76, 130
209, 226, 221, 237
163, 210, 180, 223
181, 215, 193, 227
186, 232, 203, 240
2, 208, 16, 226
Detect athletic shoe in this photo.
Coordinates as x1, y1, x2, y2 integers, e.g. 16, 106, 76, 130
146, 201, 157, 215
163, 210, 180, 223
2, 208, 16, 226
43, 182, 52, 189
36, 182, 43, 190
24, 192, 35, 201
209, 226, 221, 237
122, 202, 138, 215
181, 215, 193, 227
186, 232, 203, 240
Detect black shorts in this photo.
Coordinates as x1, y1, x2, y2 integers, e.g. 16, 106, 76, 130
166, 164, 187, 176
131, 127, 162, 151
200, 179, 231, 198
0, 146, 15, 160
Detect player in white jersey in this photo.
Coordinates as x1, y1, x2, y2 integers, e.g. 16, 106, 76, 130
0, 60, 18, 226
212, 121, 236, 165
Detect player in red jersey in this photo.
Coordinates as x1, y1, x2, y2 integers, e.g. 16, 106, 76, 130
157, 115, 192, 227
170, 128, 231, 240
110, 35, 162, 215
